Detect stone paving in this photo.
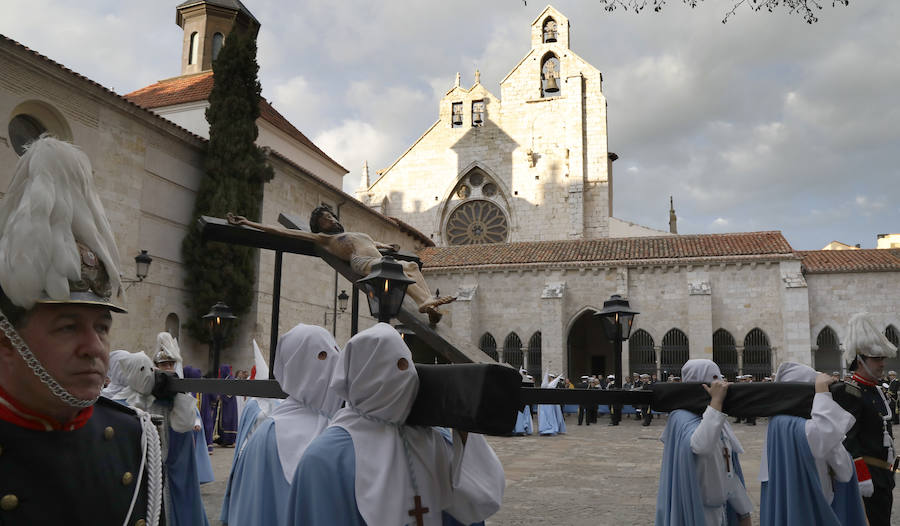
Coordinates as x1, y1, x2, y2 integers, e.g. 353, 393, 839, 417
201, 413, 900, 525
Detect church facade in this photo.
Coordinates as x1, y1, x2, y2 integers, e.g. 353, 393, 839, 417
0, 1, 427, 370
359, 6, 900, 380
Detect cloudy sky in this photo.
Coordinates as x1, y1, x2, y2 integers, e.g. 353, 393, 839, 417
2, 1, 897, 249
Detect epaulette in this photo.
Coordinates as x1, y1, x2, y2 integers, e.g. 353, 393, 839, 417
843, 378, 862, 398
96, 395, 139, 415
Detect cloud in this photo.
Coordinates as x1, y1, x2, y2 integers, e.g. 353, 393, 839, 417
2, 0, 897, 250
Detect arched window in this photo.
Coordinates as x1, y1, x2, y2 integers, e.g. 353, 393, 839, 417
8, 114, 46, 156
660, 329, 689, 379
886, 325, 899, 347
540, 53, 561, 98
815, 326, 841, 374
504, 333, 523, 369
712, 329, 738, 381
212, 32, 225, 61
188, 31, 200, 65
479, 333, 498, 362
628, 329, 656, 376
743, 328, 771, 381
165, 313, 180, 341
542, 17, 558, 43
527, 332, 542, 381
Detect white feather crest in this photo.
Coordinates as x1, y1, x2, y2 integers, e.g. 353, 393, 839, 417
846, 312, 897, 359
0, 136, 123, 309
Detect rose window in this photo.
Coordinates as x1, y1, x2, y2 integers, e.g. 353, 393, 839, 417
446, 200, 508, 245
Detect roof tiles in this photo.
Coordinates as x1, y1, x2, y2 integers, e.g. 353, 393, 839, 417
797, 249, 900, 274
125, 73, 346, 173
419, 231, 795, 269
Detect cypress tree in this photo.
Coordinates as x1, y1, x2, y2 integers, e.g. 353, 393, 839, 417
181, 28, 274, 342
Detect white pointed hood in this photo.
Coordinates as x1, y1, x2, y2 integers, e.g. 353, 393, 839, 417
269, 324, 342, 481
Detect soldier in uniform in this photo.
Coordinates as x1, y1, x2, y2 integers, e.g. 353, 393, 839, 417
832, 313, 898, 526
0, 137, 162, 525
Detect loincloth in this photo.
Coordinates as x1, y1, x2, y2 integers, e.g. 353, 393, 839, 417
350, 255, 378, 275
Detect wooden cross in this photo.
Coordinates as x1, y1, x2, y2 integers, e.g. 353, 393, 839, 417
408, 495, 430, 526
722, 447, 731, 473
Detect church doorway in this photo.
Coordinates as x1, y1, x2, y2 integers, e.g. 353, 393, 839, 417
567, 310, 614, 379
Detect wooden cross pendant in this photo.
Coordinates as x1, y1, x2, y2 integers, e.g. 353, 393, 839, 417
722, 447, 731, 473
408, 495, 430, 526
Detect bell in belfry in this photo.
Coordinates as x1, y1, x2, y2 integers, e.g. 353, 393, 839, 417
544, 71, 559, 93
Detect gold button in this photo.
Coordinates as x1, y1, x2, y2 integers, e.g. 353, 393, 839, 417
122, 472, 134, 486
104, 426, 115, 440
134, 520, 146, 526
0, 494, 18, 511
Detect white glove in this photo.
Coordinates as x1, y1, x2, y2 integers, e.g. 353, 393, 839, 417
858, 478, 874, 498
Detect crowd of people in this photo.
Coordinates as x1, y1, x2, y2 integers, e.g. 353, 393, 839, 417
0, 137, 895, 525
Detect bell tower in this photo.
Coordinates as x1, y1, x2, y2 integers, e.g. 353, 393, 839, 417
176, 0, 260, 76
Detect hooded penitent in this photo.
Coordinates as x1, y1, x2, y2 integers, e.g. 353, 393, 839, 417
0, 137, 125, 408
269, 324, 342, 480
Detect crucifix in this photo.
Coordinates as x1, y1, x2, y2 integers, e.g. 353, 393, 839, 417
408, 495, 430, 526
722, 446, 731, 473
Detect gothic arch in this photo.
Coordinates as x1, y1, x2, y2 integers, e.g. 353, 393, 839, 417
814, 326, 842, 374
628, 329, 656, 376
712, 329, 738, 381
504, 332, 524, 369
527, 331, 542, 380
742, 328, 772, 380
660, 328, 689, 379
479, 332, 498, 362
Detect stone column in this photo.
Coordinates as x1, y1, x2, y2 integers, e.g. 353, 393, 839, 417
779, 260, 813, 365
687, 270, 713, 359
540, 281, 566, 376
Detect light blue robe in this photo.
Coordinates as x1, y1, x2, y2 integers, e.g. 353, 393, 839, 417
288, 426, 482, 525
193, 407, 214, 484
224, 418, 293, 525
656, 409, 745, 526
166, 426, 211, 526
513, 405, 533, 435
221, 398, 265, 522
537, 404, 566, 435
760, 415, 866, 526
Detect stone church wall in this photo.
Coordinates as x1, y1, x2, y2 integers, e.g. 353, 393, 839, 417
806, 271, 900, 349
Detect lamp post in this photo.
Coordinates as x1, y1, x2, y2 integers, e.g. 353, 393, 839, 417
203, 301, 236, 377
122, 249, 153, 289
595, 294, 639, 390
356, 255, 415, 323
325, 289, 351, 335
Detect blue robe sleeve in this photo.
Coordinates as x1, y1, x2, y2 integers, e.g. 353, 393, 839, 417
194, 408, 215, 484
288, 426, 367, 525
760, 415, 845, 526
221, 399, 263, 522
655, 409, 706, 526
225, 418, 293, 526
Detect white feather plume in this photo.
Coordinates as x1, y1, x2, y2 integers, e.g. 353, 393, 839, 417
0, 136, 123, 309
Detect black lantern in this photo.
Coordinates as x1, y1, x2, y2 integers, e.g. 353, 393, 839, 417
595, 294, 639, 397
356, 255, 415, 323
337, 289, 349, 312
596, 294, 638, 343
202, 301, 237, 377
134, 250, 152, 280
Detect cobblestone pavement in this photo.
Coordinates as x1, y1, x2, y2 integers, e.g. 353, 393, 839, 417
202, 413, 900, 525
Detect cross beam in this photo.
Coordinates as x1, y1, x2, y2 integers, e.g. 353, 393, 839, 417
166, 374, 823, 435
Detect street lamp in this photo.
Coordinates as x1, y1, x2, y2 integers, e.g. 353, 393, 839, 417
356, 255, 415, 323
595, 294, 639, 390
337, 289, 349, 312
202, 301, 236, 377
122, 250, 153, 289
